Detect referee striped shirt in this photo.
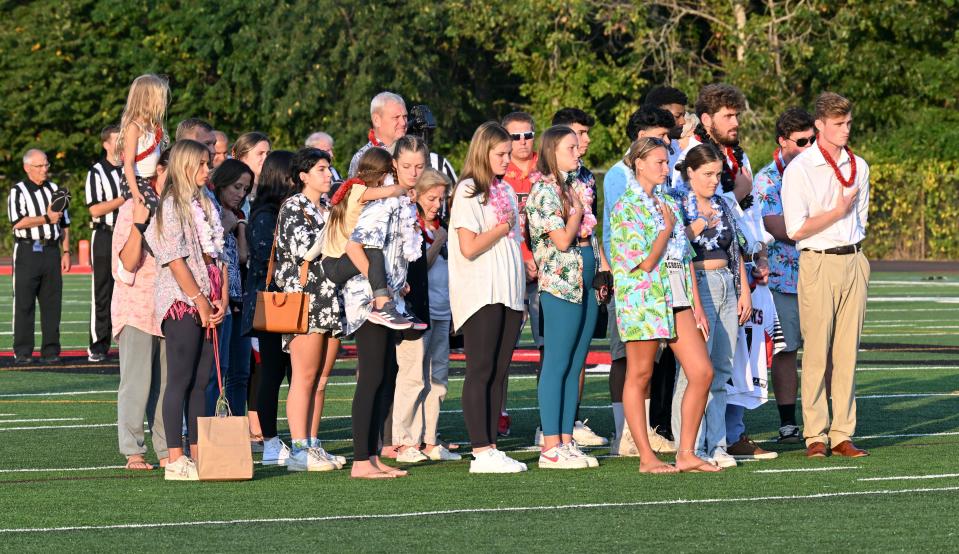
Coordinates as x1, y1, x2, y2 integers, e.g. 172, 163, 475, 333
84, 159, 122, 227
430, 152, 457, 221
7, 180, 70, 241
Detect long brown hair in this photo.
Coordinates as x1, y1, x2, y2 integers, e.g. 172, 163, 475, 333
231, 131, 271, 160
327, 147, 393, 237
535, 125, 576, 217
456, 121, 510, 205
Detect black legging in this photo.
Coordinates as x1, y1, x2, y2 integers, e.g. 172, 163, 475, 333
161, 316, 214, 448
255, 332, 292, 439
352, 321, 398, 461
322, 249, 389, 298
649, 347, 677, 435
461, 303, 524, 448
609, 357, 627, 403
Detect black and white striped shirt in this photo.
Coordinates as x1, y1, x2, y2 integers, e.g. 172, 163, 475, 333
7, 180, 70, 241
84, 159, 122, 227
430, 152, 457, 221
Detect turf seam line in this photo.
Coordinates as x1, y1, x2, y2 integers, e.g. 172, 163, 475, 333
2, 486, 959, 534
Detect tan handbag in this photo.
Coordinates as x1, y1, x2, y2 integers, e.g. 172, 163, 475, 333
197, 328, 254, 481
252, 217, 311, 334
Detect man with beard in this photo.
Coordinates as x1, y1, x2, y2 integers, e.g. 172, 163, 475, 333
643, 86, 688, 173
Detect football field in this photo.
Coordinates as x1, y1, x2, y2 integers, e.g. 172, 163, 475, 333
1, 271, 958, 551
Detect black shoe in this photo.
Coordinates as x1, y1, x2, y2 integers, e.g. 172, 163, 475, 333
13, 356, 34, 365
405, 313, 429, 331
87, 352, 107, 363
778, 424, 802, 444
38, 356, 61, 364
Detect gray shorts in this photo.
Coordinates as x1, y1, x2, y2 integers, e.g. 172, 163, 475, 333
607, 297, 626, 361
771, 290, 802, 352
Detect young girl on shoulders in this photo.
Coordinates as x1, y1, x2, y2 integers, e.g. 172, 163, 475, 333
117, 74, 170, 206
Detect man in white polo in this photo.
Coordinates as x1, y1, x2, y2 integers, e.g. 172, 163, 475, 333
782, 92, 870, 459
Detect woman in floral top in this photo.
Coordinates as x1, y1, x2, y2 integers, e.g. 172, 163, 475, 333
610, 137, 719, 474
273, 148, 344, 473
144, 140, 228, 481
525, 125, 600, 470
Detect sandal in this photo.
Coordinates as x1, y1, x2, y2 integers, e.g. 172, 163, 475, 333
639, 462, 679, 474
675, 449, 721, 473
350, 469, 395, 480
125, 456, 154, 471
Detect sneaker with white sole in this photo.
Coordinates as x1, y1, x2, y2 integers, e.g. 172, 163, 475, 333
310, 447, 344, 469
287, 448, 337, 472
533, 426, 544, 447
573, 419, 608, 446
610, 424, 641, 457
164, 455, 199, 481
538, 444, 589, 469
262, 437, 292, 466
403, 312, 429, 331
469, 448, 526, 473
648, 427, 677, 454
567, 440, 599, 468
709, 446, 738, 468
367, 301, 413, 330
397, 446, 429, 463
727, 434, 779, 460
426, 445, 462, 461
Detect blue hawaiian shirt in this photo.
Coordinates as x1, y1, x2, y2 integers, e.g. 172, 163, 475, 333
755, 161, 799, 294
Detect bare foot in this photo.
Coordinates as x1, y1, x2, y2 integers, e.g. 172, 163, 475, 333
639, 461, 679, 474
350, 467, 394, 479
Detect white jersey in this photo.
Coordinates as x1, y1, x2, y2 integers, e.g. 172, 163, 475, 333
727, 284, 785, 409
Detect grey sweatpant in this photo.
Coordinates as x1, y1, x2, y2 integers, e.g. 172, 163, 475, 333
117, 326, 168, 460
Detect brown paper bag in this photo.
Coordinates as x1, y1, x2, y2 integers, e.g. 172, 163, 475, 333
197, 414, 253, 481
196, 326, 253, 481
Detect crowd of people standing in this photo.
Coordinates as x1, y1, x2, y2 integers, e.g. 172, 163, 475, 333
8, 73, 872, 480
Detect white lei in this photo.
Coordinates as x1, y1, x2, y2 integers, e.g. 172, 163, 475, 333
627, 173, 687, 261
192, 198, 224, 258
398, 195, 423, 262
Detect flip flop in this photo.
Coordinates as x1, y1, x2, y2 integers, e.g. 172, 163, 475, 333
350, 470, 395, 480
125, 457, 154, 470
677, 459, 721, 473
639, 463, 679, 474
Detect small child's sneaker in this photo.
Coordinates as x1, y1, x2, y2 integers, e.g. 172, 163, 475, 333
368, 301, 413, 330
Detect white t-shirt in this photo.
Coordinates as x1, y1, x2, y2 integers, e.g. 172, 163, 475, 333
781, 145, 870, 250
448, 179, 525, 331
727, 284, 786, 409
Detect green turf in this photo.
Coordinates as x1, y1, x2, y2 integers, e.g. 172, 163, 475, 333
0, 271, 958, 550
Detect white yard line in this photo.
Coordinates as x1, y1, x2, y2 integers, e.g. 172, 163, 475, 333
868, 297, 959, 303
753, 466, 860, 474
0, 418, 83, 424
870, 280, 959, 286
0, 423, 115, 432
0, 465, 125, 474
0, 390, 117, 398
858, 473, 959, 482
2, 486, 958, 534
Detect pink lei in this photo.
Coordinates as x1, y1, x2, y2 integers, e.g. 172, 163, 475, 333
488, 178, 517, 239
529, 171, 597, 239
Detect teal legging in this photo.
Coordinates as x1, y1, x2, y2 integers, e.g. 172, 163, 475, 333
538, 246, 599, 437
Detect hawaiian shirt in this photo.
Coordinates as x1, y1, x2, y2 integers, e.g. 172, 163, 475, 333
526, 177, 585, 303
503, 152, 538, 260
755, 160, 799, 294
610, 181, 694, 341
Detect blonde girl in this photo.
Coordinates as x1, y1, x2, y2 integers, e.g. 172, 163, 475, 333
117, 74, 170, 206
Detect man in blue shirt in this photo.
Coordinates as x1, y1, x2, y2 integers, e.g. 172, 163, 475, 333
643, 86, 689, 173
603, 105, 676, 455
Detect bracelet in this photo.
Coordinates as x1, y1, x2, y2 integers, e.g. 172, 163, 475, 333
236, 219, 247, 226
188, 291, 204, 302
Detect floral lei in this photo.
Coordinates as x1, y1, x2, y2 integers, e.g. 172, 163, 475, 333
676, 184, 726, 251
192, 198, 225, 258
627, 172, 687, 260
529, 170, 597, 239
488, 177, 517, 239
398, 195, 423, 262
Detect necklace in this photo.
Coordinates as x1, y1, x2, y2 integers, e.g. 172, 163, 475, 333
367, 129, 385, 148
818, 142, 857, 187
418, 213, 439, 244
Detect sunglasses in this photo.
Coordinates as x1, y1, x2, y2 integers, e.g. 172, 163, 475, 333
510, 132, 535, 141
787, 135, 816, 147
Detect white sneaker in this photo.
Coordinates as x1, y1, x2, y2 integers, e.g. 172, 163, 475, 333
426, 445, 462, 461
533, 426, 544, 447
287, 448, 337, 472
709, 446, 738, 469
610, 424, 640, 457
262, 437, 292, 466
396, 446, 429, 463
469, 448, 526, 474
648, 427, 677, 454
311, 447, 345, 469
538, 444, 589, 470
573, 420, 608, 446
164, 455, 199, 481
567, 440, 599, 468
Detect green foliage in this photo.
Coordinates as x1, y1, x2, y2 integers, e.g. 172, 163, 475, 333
0, 0, 956, 258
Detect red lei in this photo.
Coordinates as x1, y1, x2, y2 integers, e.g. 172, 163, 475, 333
418, 213, 439, 244
818, 142, 857, 187
695, 134, 739, 176
773, 148, 786, 177
367, 129, 385, 148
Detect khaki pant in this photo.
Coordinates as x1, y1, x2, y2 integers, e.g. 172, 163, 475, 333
392, 320, 452, 447
798, 250, 869, 447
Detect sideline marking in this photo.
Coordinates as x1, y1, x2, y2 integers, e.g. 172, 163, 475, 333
858, 473, 959, 482
753, 466, 860, 474
2, 486, 958, 534
0, 418, 83, 424
0, 423, 115, 432
0, 465, 125, 474
0, 390, 117, 398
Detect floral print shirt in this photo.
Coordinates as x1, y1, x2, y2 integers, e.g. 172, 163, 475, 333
610, 180, 694, 341
341, 195, 420, 335
755, 161, 799, 294
526, 176, 593, 303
